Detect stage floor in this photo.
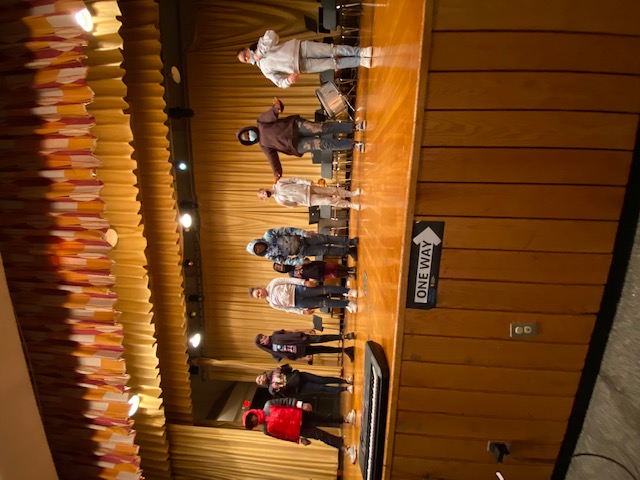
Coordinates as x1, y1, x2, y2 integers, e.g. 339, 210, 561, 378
341, 0, 431, 478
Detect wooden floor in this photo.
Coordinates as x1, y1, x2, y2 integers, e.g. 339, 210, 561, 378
342, 0, 430, 478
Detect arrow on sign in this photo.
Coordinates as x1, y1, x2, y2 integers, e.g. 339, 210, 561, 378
413, 227, 442, 246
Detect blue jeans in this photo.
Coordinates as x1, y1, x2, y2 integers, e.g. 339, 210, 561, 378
298, 234, 350, 258
294, 285, 350, 309
295, 119, 354, 154
299, 372, 347, 394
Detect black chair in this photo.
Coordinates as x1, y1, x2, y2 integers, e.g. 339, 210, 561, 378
304, 14, 330, 34
319, 6, 337, 31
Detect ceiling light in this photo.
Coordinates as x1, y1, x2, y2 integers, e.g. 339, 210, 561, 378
74, 8, 93, 32
189, 333, 202, 348
177, 162, 187, 171
128, 394, 140, 416
180, 213, 193, 229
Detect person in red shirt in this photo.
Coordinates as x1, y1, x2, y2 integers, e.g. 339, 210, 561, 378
243, 397, 358, 463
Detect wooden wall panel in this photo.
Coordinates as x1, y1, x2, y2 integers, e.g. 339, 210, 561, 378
395, 411, 567, 443
437, 280, 604, 314
423, 111, 638, 149
430, 32, 640, 74
427, 71, 640, 112
432, 0, 640, 35
439, 250, 611, 284
402, 336, 588, 371
392, 458, 554, 480
419, 148, 632, 185
398, 387, 573, 420
404, 309, 595, 344
400, 362, 581, 396
417, 216, 619, 253
416, 183, 625, 220
394, 434, 560, 462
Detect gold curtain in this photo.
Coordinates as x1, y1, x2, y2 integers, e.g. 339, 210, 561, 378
169, 424, 338, 480
188, 0, 346, 367
85, 0, 175, 477
117, 0, 194, 425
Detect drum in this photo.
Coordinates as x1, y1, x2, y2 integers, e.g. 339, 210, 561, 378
315, 81, 348, 119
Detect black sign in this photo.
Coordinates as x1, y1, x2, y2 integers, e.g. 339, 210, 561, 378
406, 221, 445, 309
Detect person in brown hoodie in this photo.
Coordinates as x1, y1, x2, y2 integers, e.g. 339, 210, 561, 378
237, 97, 363, 182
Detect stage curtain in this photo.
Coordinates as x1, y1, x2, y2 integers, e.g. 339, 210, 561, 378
169, 423, 339, 480
187, 0, 347, 368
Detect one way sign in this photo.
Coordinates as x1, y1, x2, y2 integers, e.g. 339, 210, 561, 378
406, 221, 445, 309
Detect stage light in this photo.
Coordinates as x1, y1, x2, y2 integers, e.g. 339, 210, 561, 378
180, 213, 193, 229
189, 333, 202, 348
128, 394, 140, 416
74, 8, 93, 32
177, 162, 187, 171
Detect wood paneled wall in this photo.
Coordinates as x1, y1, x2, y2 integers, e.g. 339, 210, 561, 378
395, 1, 640, 478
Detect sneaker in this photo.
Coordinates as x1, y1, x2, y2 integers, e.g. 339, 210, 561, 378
354, 141, 365, 153
350, 188, 362, 196
346, 301, 357, 314
349, 202, 361, 210
346, 385, 354, 394
347, 289, 358, 298
360, 46, 373, 58
344, 345, 355, 361
359, 56, 371, 68
344, 445, 358, 464
344, 332, 356, 340
346, 375, 354, 384
354, 121, 366, 132
345, 409, 357, 425
348, 247, 358, 261
349, 236, 359, 246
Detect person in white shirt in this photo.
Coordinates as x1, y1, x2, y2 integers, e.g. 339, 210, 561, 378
237, 30, 372, 88
249, 277, 357, 314
257, 177, 360, 210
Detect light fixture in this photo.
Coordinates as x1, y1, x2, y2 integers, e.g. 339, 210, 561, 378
171, 66, 182, 84
74, 8, 93, 32
496, 473, 505, 480
128, 394, 140, 416
180, 213, 193, 229
189, 311, 197, 318
177, 162, 187, 171
183, 259, 194, 267
189, 333, 202, 348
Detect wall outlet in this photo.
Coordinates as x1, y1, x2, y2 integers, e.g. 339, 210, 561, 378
510, 322, 537, 338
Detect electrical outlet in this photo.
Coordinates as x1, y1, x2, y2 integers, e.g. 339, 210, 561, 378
510, 322, 537, 338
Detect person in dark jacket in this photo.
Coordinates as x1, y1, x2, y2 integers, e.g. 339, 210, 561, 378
255, 329, 355, 363
273, 259, 355, 281
256, 364, 353, 396
246, 226, 358, 266
243, 397, 358, 463
237, 97, 363, 181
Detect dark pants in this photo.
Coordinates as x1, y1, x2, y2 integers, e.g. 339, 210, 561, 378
295, 285, 350, 309
300, 411, 344, 449
295, 119, 353, 155
299, 372, 347, 395
298, 234, 350, 258
304, 333, 344, 356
